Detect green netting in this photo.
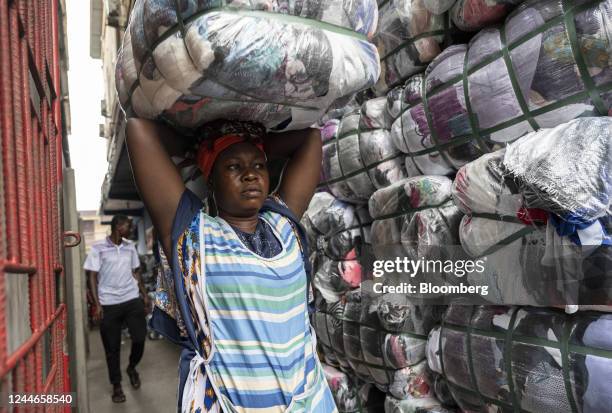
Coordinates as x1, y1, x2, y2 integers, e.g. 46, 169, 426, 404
467, 212, 543, 258
318, 110, 405, 194
375, 1, 455, 92
316, 304, 429, 382
436, 306, 612, 413
393, 0, 611, 166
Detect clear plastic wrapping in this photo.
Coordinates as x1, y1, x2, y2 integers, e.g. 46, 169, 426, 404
318, 96, 363, 127
389, 0, 611, 176
423, 0, 455, 15
116, 0, 380, 131
427, 305, 612, 413
451, 149, 551, 305
313, 285, 444, 398
322, 363, 388, 412
374, 0, 450, 94
369, 176, 464, 290
432, 374, 457, 408
323, 364, 362, 412
450, 0, 523, 31
302, 192, 372, 302
451, 118, 612, 307
321, 97, 408, 203
384, 394, 456, 413
502, 117, 611, 222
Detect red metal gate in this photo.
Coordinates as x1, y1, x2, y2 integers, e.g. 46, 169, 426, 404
0, 0, 70, 411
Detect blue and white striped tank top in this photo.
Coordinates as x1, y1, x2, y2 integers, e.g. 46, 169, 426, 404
181, 209, 337, 413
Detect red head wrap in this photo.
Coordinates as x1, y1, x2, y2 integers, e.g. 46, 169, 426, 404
197, 134, 265, 180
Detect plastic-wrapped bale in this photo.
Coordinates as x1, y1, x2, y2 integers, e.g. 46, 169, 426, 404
318, 97, 363, 127
323, 364, 362, 412
424, 0, 521, 24
450, 0, 523, 31
423, 0, 456, 14
502, 117, 611, 224
384, 395, 457, 413
452, 118, 612, 307
116, 0, 380, 131
339, 283, 443, 398
369, 176, 464, 294
323, 364, 388, 412
313, 294, 351, 369
452, 149, 553, 306
388, 76, 454, 177
390, 0, 612, 175
369, 175, 461, 260
321, 97, 408, 204
427, 305, 612, 413
502, 116, 612, 306
374, 0, 452, 95
432, 374, 457, 408
302, 192, 372, 302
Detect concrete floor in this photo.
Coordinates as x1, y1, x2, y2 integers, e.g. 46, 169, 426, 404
87, 328, 181, 413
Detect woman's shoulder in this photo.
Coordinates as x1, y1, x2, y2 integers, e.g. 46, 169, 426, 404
172, 189, 225, 233
172, 189, 204, 240
259, 193, 288, 221
260, 194, 301, 238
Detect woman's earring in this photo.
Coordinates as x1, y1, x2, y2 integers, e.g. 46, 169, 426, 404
209, 192, 218, 216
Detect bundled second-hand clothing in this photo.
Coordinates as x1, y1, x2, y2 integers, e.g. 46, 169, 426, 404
384, 394, 456, 413
369, 175, 462, 260
374, 0, 451, 94
116, 0, 381, 131
318, 96, 363, 127
423, 0, 520, 27
390, 0, 612, 175
302, 192, 372, 302
369, 176, 464, 295
450, 0, 523, 31
427, 305, 612, 413
321, 97, 408, 204
323, 364, 387, 412
502, 117, 611, 223
452, 118, 612, 307
314, 284, 444, 399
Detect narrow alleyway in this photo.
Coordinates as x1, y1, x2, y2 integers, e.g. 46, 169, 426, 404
87, 328, 182, 412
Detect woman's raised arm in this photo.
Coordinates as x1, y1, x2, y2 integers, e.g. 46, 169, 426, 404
126, 118, 186, 256
264, 128, 322, 219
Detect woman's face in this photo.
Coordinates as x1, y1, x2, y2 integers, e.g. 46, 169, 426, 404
210, 142, 269, 217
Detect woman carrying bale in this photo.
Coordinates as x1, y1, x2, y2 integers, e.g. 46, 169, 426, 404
127, 118, 337, 413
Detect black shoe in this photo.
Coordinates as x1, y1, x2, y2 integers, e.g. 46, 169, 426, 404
112, 385, 126, 403
126, 366, 141, 389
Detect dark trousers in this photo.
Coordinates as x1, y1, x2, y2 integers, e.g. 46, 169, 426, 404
100, 298, 147, 385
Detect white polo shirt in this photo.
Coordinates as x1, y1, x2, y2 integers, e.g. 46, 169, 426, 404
83, 237, 141, 305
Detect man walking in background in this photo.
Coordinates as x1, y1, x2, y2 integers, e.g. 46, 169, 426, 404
84, 214, 151, 403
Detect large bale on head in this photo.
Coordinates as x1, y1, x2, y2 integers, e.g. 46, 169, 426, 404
116, 0, 381, 131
